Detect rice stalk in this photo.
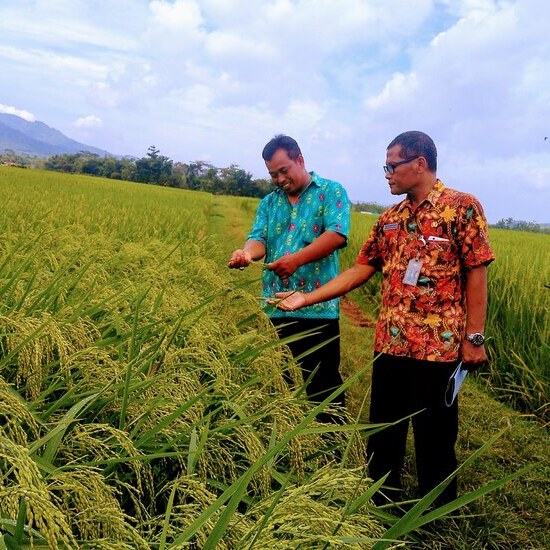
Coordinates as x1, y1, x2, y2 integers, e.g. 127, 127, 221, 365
240, 465, 387, 549
48, 468, 148, 547
0, 432, 76, 549
0, 377, 39, 445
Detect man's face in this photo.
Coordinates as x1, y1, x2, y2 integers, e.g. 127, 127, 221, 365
266, 148, 309, 196
384, 145, 421, 196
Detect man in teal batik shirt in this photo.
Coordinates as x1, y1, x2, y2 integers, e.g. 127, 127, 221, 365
228, 135, 351, 420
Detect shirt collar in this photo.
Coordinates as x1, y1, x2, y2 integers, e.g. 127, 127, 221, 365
272, 171, 320, 196
396, 179, 445, 212
309, 171, 321, 187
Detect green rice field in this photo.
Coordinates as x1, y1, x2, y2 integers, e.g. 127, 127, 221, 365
0, 167, 548, 548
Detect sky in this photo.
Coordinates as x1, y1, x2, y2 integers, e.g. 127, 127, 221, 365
1, 0, 549, 223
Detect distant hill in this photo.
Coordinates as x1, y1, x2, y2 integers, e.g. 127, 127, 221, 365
0, 113, 110, 157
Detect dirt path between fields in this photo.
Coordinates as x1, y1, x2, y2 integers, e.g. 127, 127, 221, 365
340, 296, 376, 327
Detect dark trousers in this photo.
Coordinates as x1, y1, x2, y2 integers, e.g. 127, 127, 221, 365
367, 353, 458, 504
271, 317, 344, 419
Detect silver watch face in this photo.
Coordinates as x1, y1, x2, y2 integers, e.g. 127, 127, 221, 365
467, 333, 485, 346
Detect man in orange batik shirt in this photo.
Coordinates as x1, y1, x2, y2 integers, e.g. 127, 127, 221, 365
270, 130, 495, 505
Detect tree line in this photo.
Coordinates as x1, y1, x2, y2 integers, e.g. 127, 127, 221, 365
0, 148, 388, 212
491, 217, 550, 234
1, 148, 549, 233
1, 146, 272, 199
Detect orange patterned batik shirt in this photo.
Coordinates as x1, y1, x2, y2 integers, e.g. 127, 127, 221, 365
357, 180, 495, 362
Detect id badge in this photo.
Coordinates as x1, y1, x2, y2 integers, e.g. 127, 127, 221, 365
403, 259, 423, 286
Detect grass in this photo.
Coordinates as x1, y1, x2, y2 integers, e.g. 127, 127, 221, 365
0, 167, 548, 548
208, 191, 550, 548
485, 230, 550, 419
0, 169, 389, 548
223, 196, 550, 548
338, 313, 550, 549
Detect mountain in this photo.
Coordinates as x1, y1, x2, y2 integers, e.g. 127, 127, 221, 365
0, 113, 110, 157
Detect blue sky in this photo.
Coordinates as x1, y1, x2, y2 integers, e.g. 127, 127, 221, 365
1, 0, 549, 223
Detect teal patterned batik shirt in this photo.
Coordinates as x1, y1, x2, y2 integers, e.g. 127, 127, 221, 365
248, 171, 351, 319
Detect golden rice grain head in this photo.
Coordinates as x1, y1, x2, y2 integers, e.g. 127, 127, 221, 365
58, 424, 145, 496
0, 313, 94, 399
49, 469, 149, 547
0, 378, 39, 444
0, 436, 76, 549
244, 465, 386, 549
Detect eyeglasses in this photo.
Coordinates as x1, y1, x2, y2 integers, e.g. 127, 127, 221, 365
383, 155, 419, 174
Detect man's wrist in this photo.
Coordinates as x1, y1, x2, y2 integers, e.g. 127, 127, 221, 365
465, 332, 485, 346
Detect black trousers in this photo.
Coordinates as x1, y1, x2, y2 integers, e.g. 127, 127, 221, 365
270, 317, 344, 418
367, 353, 459, 504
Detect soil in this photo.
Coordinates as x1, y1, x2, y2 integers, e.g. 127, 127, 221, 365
340, 296, 376, 328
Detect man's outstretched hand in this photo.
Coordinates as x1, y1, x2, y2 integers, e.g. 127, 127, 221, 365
268, 290, 307, 311
228, 249, 252, 270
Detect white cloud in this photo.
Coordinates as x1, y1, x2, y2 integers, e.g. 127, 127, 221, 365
0, 103, 36, 121
364, 73, 420, 110
149, 0, 204, 29
86, 83, 122, 109
0, 45, 110, 80
0, 1, 138, 51
146, 0, 206, 51
168, 84, 215, 115
74, 115, 102, 129
283, 99, 326, 134
1, 0, 550, 221
204, 31, 274, 61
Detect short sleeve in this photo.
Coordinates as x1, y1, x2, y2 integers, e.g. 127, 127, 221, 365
247, 196, 270, 245
456, 197, 495, 269
356, 221, 383, 269
323, 183, 351, 240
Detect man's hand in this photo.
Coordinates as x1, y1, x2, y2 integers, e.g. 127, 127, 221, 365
461, 341, 488, 372
228, 249, 252, 270
268, 290, 307, 311
268, 255, 300, 279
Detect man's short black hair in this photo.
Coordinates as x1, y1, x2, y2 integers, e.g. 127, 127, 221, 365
387, 131, 437, 172
262, 134, 302, 161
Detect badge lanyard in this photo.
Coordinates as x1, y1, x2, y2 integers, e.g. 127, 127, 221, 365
402, 218, 426, 286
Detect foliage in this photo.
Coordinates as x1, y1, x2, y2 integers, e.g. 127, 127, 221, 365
0, 167, 542, 548
40, 148, 272, 198
0, 167, 386, 548
132, 145, 175, 186
491, 217, 550, 234
484, 229, 550, 419
43, 151, 135, 181
0, 150, 42, 168
339, 313, 550, 549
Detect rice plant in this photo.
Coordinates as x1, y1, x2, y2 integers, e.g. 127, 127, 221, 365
0, 168, 383, 547
0, 167, 525, 547
485, 229, 550, 420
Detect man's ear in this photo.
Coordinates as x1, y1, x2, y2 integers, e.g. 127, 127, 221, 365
416, 156, 428, 173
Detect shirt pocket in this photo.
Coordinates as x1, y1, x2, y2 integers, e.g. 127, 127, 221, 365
425, 236, 456, 267
302, 216, 324, 244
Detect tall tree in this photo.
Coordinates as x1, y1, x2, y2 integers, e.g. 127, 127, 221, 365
134, 146, 174, 185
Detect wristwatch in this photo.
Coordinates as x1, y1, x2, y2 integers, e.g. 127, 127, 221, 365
465, 332, 485, 346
